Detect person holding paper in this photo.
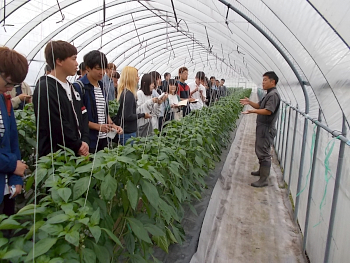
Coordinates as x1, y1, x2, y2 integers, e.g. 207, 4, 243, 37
164, 79, 181, 121
177, 67, 195, 117
189, 71, 206, 111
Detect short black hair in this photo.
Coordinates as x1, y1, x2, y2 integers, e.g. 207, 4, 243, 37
83, 50, 108, 70
45, 64, 52, 72
164, 72, 171, 79
140, 74, 153, 96
112, 72, 120, 79
77, 62, 86, 75
195, 71, 205, 81
263, 71, 279, 85
221, 78, 225, 82
174, 76, 179, 80
178, 67, 188, 75
205, 77, 210, 87
44, 40, 77, 70
210, 76, 215, 80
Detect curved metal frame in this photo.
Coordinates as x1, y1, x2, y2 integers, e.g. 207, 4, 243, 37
5, 0, 80, 48
27, 3, 148, 61
3, 0, 301, 104
0, 0, 30, 23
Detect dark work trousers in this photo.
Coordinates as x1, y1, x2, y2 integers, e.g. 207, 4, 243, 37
0, 194, 16, 238
182, 104, 191, 117
158, 117, 164, 132
255, 124, 277, 167
89, 137, 108, 154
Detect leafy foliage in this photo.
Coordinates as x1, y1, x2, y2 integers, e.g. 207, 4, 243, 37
108, 100, 119, 118
4, 88, 251, 262
14, 103, 36, 170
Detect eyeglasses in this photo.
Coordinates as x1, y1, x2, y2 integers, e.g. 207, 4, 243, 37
0, 74, 21, 87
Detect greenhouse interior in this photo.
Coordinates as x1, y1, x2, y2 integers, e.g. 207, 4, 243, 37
0, 0, 349, 262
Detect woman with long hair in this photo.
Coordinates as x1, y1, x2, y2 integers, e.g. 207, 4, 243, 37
116, 66, 151, 145
164, 79, 181, 121
149, 71, 167, 131
136, 74, 162, 137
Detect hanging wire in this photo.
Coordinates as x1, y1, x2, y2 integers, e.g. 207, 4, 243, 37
131, 13, 143, 48
204, 26, 213, 53
55, 0, 65, 23
1, 0, 14, 32
170, 0, 178, 28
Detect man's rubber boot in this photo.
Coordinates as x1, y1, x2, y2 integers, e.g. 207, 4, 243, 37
251, 166, 269, 187
251, 167, 260, 176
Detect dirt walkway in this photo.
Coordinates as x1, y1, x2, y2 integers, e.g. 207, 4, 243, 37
190, 93, 307, 263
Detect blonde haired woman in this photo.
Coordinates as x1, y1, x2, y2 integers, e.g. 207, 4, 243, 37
115, 66, 151, 145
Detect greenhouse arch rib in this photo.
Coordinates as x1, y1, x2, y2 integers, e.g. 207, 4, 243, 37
217, 0, 310, 114
27, 4, 150, 62
0, 0, 30, 24
2, 0, 302, 105
258, 0, 337, 126
141, 0, 298, 107
4, 0, 80, 49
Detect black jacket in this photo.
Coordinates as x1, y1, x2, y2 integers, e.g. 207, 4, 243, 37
117, 90, 145, 134
161, 80, 169, 93
33, 76, 89, 157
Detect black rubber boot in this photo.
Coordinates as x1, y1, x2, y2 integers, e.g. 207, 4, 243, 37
251, 166, 270, 187
251, 167, 260, 176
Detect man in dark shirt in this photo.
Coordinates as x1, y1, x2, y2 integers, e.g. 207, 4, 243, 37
220, 78, 227, 97
33, 41, 90, 157
161, 72, 171, 92
240, 71, 280, 187
177, 67, 195, 117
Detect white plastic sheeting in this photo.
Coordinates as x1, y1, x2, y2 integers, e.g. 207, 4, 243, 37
1, 1, 349, 262
277, 107, 349, 263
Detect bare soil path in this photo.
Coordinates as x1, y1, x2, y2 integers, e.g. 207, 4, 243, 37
191, 93, 307, 263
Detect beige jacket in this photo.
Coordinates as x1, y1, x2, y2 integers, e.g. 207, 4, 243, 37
7, 82, 32, 109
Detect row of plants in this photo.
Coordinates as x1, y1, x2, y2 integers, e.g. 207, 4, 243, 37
1, 88, 251, 262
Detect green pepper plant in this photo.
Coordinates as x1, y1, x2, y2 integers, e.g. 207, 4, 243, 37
0, 88, 251, 262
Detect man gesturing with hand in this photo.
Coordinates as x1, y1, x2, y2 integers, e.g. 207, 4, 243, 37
240, 71, 280, 187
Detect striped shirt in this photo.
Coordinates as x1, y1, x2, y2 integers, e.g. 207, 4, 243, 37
0, 106, 4, 137
94, 86, 107, 139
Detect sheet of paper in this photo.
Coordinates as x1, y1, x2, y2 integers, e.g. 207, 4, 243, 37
177, 99, 189, 106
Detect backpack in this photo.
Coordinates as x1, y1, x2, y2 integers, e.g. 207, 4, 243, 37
73, 80, 86, 95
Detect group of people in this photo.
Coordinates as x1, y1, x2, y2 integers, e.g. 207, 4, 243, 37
32, 40, 229, 155
0, 38, 280, 227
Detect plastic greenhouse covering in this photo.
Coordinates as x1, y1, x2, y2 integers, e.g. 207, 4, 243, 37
1, 0, 350, 263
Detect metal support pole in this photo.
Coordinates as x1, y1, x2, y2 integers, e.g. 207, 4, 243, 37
280, 103, 289, 167
277, 103, 284, 160
287, 106, 299, 196
283, 105, 292, 181
294, 117, 309, 222
282, 100, 350, 146
323, 114, 347, 263
275, 103, 282, 154
302, 108, 322, 252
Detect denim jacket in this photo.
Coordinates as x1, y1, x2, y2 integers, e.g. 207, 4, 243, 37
0, 94, 23, 204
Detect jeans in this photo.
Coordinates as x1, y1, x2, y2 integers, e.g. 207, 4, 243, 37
119, 132, 136, 146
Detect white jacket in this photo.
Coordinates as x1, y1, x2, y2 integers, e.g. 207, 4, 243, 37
136, 90, 160, 132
